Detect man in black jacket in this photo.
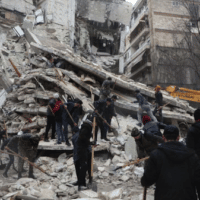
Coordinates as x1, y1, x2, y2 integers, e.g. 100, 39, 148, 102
141, 125, 200, 200
62, 99, 83, 146
93, 98, 113, 141
186, 108, 200, 159
44, 97, 56, 142
77, 120, 96, 191
153, 85, 163, 122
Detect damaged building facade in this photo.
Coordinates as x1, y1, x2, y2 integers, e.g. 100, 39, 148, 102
120, 0, 199, 88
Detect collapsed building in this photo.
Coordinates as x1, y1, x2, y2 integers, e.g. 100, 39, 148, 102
0, 0, 198, 199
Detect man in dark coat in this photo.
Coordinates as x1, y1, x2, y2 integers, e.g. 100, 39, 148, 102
141, 125, 200, 200
1, 135, 19, 177
186, 108, 200, 159
153, 85, 163, 122
131, 127, 161, 159
0, 129, 6, 145
18, 134, 40, 179
44, 97, 56, 142
72, 126, 92, 187
77, 120, 96, 191
62, 99, 83, 146
52, 93, 63, 145
93, 98, 112, 141
99, 77, 115, 100
134, 89, 157, 127
142, 115, 166, 140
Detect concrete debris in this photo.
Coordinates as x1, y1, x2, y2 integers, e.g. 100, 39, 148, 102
0, 0, 197, 199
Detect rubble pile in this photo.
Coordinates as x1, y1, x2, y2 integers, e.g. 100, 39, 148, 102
0, 119, 155, 200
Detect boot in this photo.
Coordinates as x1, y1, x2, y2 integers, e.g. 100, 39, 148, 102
72, 181, 79, 186
2, 172, 8, 178
78, 185, 88, 191
66, 140, 71, 146
44, 138, 49, 142
18, 172, 22, 179
29, 172, 36, 179
137, 123, 142, 127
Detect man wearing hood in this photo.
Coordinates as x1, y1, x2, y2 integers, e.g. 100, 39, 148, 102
186, 108, 200, 159
141, 125, 200, 200
77, 120, 96, 191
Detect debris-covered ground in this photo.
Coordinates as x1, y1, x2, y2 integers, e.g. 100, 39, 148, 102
0, 0, 197, 199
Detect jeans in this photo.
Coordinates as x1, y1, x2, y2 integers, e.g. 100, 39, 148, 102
62, 118, 69, 142
56, 121, 63, 144
137, 104, 157, 124
153, 105, 163, 122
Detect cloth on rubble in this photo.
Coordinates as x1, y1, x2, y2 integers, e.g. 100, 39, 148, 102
141, 141, 200, 200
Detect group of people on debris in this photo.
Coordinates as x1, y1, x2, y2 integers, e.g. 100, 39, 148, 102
2, 76, 200, 198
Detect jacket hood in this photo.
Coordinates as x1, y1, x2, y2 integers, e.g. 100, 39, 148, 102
192, 121, 200, 130
158, 141, 195, 163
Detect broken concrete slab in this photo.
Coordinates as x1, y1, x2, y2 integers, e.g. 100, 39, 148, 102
125, 136, 138, 160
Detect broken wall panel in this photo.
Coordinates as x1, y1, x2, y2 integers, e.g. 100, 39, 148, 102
76, 0, 132, 26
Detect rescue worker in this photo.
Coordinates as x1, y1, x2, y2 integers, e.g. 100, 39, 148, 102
72, 126, 92, 187
141, 125, 200, 200
62, 99, 83, 146
52, 93, 63, 145
131, 127, 162, 159
77, 120, 96, 191
94, 98, 112, 141
106, 95, 117, 133
133, 89, 157, 127
142, 115, 166, 141
68, 99, 83, 130
0, 129, 6, 145
44, 96, 56, 142
1, 135, 19, 177
186, 108, 200, 159
153, 85, 163, 122
99, 77, 115, 100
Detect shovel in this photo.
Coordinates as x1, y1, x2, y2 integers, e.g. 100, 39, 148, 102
88, 117, 98, 192
113, 156, 149, 171
89, 104, 119, 137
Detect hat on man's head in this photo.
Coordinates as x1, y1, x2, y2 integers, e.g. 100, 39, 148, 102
164, 125, 179, 140
53, 93, 59, 99
131, 127, 140, 137
111, 95, 118, 100
142, 115, 151, 125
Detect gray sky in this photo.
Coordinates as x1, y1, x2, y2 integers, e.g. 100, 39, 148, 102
126, 0, 137, 5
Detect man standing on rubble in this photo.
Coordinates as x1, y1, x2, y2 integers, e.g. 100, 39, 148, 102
77, 120, 96, 191
99, 77, 115, 100
18, 134, 40, 179
1, 131, 26, 178
153, 85, 163, 122
62, 99, 83, 146
186, 108, 200, 159
52, 93, 64, 145
94, 98, 113, 141
141, 125, 200, 200
44, 96, 56, 142
133, 89, 157, 127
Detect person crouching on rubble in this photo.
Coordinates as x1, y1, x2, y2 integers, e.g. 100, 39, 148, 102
141, 125, 200, 200
76, 120, 96, 191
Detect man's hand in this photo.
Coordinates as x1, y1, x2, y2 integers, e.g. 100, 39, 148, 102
64, 105, 67, 109
74, 123, 77, 127
91, 141, 96, 145
24, 157, 28, 161
94, 109, 98, 113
